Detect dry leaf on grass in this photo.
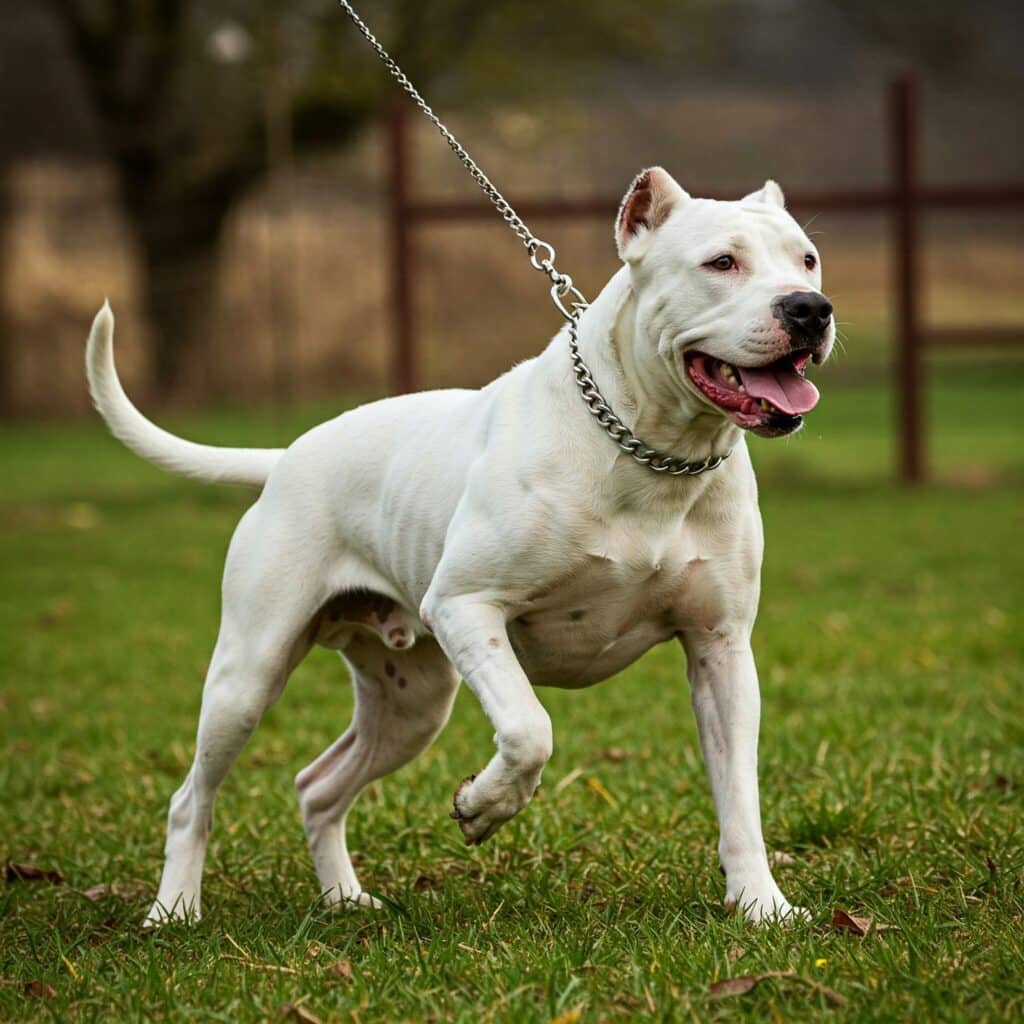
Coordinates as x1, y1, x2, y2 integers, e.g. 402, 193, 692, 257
5, 861, 64, 885
24, 980, 58, 999
279, 1003, 325, 1024
710, 971, 845, 1006
76, 882, 147, 901
550, 1007, 583, 1024
711, 975, 765, 997
769, 851, 798, 867
831, 908, 897, 936
326, 960, 353, 981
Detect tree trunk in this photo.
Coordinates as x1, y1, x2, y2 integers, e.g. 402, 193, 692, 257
121, 181, 235, 399
0, 166, 12, 416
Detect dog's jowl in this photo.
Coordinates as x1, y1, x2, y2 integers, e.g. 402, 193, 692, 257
85, 167, 833, 926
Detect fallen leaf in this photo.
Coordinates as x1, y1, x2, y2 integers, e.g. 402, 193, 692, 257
24, 980, 57, 999
710, 971, 845, 1006
831, 908, 896, 936
326, 960, 353, 981
550, 1007, 583, 1024
5, 861, 64, 885
599, 747, 627, 763
710, 975, 762, 997
278, 1003, 325, 1024
769, 851, 798, 867
67, 881, 147, 902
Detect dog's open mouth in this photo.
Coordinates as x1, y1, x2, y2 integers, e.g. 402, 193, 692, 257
684, 350, 819, 437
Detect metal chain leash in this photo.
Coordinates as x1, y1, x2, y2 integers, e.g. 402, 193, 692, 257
566, 324, 729, 475
337, 0, 730, 477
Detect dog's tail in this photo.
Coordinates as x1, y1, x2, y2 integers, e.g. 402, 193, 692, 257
86, 302, 283, 487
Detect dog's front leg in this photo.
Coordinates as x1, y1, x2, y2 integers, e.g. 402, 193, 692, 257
423, 595, 552, 844
681, 630, 806, 924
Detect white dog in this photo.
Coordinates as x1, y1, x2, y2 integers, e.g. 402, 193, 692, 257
86, 168, 833, 926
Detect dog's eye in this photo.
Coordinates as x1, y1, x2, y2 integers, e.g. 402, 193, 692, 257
804, 253, 817, 270
707, 254, 736, 271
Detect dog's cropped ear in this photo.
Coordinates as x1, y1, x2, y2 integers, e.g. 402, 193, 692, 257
743, 179, 786, 209
616, 167, 689, 262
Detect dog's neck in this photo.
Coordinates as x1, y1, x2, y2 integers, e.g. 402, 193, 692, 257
574, 266, 741, 470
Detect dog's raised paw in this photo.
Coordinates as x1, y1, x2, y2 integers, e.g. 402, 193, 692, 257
450, 774, 525, 846
451, 775, 480, 843
450, 774, 477, 820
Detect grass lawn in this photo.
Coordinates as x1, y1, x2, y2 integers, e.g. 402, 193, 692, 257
1, 367, 1022, 1022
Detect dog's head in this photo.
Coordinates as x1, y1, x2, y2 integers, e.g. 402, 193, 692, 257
616, 168, 834, 438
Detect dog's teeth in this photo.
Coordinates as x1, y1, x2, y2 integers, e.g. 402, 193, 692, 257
738, 384, 746, 393
759, 399, 772, 411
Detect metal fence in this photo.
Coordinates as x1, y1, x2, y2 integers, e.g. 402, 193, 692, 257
386, 76, 1024, 484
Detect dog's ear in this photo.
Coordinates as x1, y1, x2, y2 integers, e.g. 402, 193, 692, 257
743, 179, 786, 209
616, 167, 689, 261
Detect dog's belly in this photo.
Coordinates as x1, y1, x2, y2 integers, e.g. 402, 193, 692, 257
506, 555, 716, 689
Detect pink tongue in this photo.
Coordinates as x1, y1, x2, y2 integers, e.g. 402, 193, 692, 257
736, 361, 819, 415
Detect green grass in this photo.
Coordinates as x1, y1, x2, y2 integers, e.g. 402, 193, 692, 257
1, 368, 1022, 1022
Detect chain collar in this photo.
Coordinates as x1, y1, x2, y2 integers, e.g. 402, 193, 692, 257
565, 308, 731, 477
339, 0, 731, 478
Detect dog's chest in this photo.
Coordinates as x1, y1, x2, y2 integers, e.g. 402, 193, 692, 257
506, 523, 727, 688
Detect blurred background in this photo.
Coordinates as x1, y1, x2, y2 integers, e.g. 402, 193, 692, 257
2, 10, 1022, 1015
0, 0, 1021, 486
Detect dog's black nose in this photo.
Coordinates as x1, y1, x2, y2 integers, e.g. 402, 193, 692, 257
777, 291, 833, 338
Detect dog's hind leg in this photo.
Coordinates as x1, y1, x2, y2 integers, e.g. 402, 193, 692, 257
296, 635, 459, 908
144, 507, 322, 926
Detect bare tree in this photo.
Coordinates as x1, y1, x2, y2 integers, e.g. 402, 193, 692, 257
49, 0, 690, 397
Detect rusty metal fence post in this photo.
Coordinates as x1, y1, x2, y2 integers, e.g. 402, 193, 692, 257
388, 102, 416, 394
891, 76, 924, 485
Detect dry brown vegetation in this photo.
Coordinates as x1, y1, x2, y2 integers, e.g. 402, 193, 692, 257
6, 91, 1023, 418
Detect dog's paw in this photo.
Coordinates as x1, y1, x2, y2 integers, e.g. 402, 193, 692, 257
323, 887, 382, 911
450, 774, 487, 844
450, 772, 531, 845
142, 897, 199, 928
726, 885, 810, 926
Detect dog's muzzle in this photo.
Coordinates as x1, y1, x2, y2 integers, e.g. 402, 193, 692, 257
774, 290, 833, 357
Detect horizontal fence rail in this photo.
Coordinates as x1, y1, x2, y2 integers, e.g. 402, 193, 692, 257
402, 185, 1024, 222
